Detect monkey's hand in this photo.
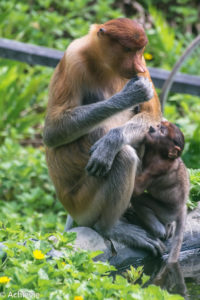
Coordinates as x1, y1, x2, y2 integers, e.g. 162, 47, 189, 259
86, 129, 121, 177
118, 76, 154, 108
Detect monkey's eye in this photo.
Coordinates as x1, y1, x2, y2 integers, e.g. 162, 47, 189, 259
98, 28, 106, 36
124, 47, 132, 52
160, 125, 167, 135
173, 139, 178, 146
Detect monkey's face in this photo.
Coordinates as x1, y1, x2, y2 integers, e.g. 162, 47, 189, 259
117, 47, 146, 78
146, 121, 184, 159
96, 18, 148, 78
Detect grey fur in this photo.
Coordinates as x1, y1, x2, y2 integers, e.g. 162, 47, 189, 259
103, 219, 166, 256
43, 76, 153, 148
86, 113, 152, 176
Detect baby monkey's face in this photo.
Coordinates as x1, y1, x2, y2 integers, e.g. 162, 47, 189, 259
146, 121, 184, 159
146, 121, 170, 144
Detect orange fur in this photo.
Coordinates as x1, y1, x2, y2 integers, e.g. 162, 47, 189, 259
99, 18, 148, 50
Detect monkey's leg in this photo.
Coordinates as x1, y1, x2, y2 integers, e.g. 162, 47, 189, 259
89, 146, 165, 256
63, 144, 138, 229
53, 143, 164, 255
168, 206, 187, 263
132, 194, 167, 239
93, 145, 139, 232
107, 220, 165, 256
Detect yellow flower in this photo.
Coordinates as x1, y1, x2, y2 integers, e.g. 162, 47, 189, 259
39, 146, 45, 152
144, 53, 153, 60
33, 249, 45, 260
0, 276, 10, 284
30, 22, 40, 30
74, 297, 83, 300
61, 262, 66, 266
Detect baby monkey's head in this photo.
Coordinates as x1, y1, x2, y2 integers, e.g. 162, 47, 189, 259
146, 121, 185, 159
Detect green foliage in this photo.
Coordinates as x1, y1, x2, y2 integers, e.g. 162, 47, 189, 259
146, 7, 178, 68
0, 224, 183, 299
0, 0, 122, 50
0, 0, 199, 299
0, 138, 64, 234
145, 6, 200, 75
0, 61, 51, 142
164, 94, 200, 169
188, 169, 200, 209
140, 0, 199, 37
123, 265, 150, 285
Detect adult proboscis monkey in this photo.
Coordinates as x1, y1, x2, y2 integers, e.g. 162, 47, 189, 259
43, 18, 163, 255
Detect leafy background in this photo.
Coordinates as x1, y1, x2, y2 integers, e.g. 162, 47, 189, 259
0, 0, 199, 299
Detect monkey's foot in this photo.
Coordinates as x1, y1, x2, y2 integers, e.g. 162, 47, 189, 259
104, 221, 166, 257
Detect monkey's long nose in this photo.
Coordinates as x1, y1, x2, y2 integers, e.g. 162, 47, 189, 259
149, 126, 156, 133
133, 51, 147, 73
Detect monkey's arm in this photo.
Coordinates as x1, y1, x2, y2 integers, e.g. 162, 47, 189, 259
43, 77, 153, 148
133, 171, 153, 196
86, 112, 157, 176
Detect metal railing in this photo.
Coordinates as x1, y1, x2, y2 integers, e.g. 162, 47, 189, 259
0, 38, 199, 100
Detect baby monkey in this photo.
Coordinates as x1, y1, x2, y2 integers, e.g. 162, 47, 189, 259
131, 121, 189, 263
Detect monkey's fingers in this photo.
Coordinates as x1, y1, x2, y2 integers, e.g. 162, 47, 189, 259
85, 158, 98, 175
86, 157, 111, 177
96, 164, 109, 177
89, 143, 98, 155
134, 77, 154, 101
125, 75, 140, 88
93, 164, 107, 177
86, 157, 105, 176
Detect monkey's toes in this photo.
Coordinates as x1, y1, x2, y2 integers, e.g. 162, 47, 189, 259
151, 225, 167, 240
146, 236, 166, 257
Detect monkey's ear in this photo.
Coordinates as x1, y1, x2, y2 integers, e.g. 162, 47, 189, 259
168, 145, 181, 159
97, 28, 106, 37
